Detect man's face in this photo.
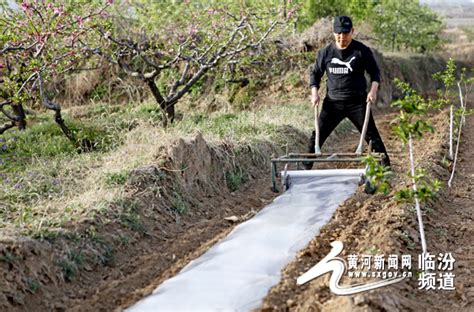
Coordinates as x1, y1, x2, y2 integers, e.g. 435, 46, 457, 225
334, 29, 354, 49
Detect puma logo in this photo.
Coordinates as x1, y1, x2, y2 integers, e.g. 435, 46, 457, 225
330, 56, 356, 72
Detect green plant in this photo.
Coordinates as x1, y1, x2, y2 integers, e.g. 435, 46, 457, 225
26, 278, 42, 294
399, 230, 416, 250
225, 168, 248, 192
395, 168, 442, 203
91, 83, 109, 102
171, 190, 188, 215
366, 245, 381, 255
104, 170, 129, 187
433, 62, 474, 186
57, 249, 86, 282
0, 250, 18, 264
114, 198, 147, 233
361, 154, 393, 195
285, 72, 302, 88
392, 78, 442, 253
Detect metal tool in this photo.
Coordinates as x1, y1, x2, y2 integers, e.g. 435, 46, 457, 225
271, 100, 382, 193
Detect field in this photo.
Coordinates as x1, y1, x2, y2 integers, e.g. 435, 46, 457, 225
1, 2, 473, 311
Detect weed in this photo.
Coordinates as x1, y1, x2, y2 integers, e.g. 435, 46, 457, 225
0, 250, 18, 264
399, 231, 417, 251
440, 156, 451, 170
225, 168, 248, 192
26, 278, 42, 294
229, 80, 260, 111
366, 245, 381, 255
104, 170, 129, 187
285, 72, 302, 87
132, 103, 163, 125
120, 211, 145, 233
91, 83, 108, 102
434, 227, 447, 238
114, 198, 147, 234
57, 249, 85, 282
97, 244, 115, 267
171, 190, 188, 214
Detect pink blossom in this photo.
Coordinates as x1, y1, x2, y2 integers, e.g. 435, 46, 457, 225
77, 16, 84, 26
0, 63, 5, 70
287, 9, 295, 19
106, 0, 114, 4
47, 3, 53, 9
188, 26, 198, 36
53, 6, 63, 15
21, 1, 30, 12
35, 34, 45, 44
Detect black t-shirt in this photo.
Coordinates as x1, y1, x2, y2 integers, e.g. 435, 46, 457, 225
309, 40, 380, 100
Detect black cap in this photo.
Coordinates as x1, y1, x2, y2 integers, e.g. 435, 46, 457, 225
333, 16, 353, 33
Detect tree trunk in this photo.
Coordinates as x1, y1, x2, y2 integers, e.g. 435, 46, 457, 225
146, 79, 175, 126
12, 104, 26, 130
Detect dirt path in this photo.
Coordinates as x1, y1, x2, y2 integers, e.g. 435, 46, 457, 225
260, 109, 473, 311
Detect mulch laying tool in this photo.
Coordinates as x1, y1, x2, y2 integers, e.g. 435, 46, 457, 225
271, 100, 384, 193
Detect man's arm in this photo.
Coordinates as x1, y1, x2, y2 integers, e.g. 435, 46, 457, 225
367, 81, 379, 104
365, 47, 381, 104
311, 86, 320, 107
310, 49, 326, 107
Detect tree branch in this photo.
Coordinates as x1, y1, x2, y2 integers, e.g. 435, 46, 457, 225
0, 101, 18, 121
0, 121, 15, 134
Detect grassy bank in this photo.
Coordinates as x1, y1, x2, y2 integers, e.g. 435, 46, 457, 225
0, 97, 314, 239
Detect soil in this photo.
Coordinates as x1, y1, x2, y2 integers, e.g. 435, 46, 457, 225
0, 131, 297, 311
2, 101, 472, 311
260, 109, 474, 311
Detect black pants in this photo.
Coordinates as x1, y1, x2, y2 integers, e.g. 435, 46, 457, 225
308, 96, 390, 166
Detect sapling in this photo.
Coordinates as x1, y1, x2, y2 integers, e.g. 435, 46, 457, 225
432, 58, 456, 160
392, 79, 443, 254
360, 154, 392, 195
447, 68, 474, 187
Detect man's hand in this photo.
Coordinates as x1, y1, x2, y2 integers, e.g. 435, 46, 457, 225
367, 81, 379, 104
367, 91, 376, 104
311, 87, 320, 107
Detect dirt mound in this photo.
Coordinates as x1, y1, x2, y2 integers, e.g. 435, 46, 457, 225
0, 237, 61, 310
0, 126, 306, 311
290, 18, 334, 53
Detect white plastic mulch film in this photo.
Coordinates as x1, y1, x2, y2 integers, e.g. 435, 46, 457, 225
128, 169, 365, 312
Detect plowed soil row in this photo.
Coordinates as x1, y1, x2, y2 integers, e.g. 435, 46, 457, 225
261, 110, 473, 311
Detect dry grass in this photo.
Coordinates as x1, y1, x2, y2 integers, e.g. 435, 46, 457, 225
0, 93, 314, 238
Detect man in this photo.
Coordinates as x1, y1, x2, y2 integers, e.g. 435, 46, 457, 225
305, 16, 390, 169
